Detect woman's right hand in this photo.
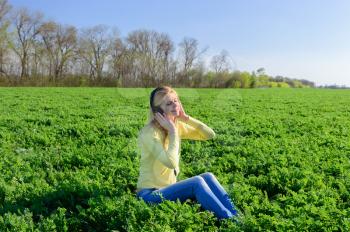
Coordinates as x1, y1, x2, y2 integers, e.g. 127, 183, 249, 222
154, 112, 176, 133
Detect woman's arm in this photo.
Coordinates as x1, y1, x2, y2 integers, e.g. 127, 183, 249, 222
177, 116, 216, 140
140, 128, 180, 169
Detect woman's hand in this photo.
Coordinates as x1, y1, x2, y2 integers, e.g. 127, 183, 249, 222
178, 101, 190, 121
154, 112, 176, 133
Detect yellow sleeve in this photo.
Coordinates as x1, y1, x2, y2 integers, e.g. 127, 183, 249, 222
177, 116, 216, 140
139, 128, 180, 169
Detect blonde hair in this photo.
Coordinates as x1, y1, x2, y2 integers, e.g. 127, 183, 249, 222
147, 86, 179, 137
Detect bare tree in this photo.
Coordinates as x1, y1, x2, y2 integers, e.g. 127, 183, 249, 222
9, 7, 43, 81
30, 37, 45, 81
126, 29, 174, 87
109, 37, 129, 86
178, 37, 197, 73
0, 0, 11, 77
0, 0, 10, 25
38, 21, 77, 82
210, 49, 231, 73
126, 29, 153, 86
154, 32, 174, 84
78, 24, 113, 82
177, 37, 207, 86
209, 50, 232, 88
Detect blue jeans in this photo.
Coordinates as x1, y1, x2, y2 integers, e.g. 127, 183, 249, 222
136, 172, 238, 220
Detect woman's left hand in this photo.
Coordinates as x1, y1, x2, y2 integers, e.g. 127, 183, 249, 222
178, 101, 190, 121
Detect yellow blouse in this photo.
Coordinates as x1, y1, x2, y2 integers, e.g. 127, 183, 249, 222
136, 115, 216, 192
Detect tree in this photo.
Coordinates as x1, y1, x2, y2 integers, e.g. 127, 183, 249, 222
255, 68, 269, 87
210, 50, 231, 74
256, 67, 265, 76
250, 71, 257, 88
240, 71, 252, 88
38, 21, 77, 82
78, 24, 113, 82
277, 82, 290, 88
209, 50, 234, 88
156, 33, 174, 84
177, 37, 207, 86
109, 36, 127, 86
126, 29, 174, 87
178, 37, 198, 73
0, 0, 11, 78
10, 7, 43, 80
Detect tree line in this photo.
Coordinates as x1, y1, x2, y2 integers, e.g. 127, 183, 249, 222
0, 0, 315, 88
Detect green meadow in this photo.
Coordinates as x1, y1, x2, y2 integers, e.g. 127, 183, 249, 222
0, 88, 349, 231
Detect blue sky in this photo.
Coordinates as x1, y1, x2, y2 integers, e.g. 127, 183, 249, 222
9, 0, 350, 86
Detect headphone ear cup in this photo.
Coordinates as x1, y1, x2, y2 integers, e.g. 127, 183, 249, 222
151, 106, 157, 113
150, 87, 163, 110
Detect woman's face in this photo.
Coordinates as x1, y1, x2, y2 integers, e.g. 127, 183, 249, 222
159, 93, 180, 118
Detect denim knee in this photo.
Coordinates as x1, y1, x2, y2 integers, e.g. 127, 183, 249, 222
201, 172, 215, 180
192, 176, 207, 189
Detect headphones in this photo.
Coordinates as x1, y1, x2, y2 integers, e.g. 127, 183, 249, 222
150, 87, 165, 112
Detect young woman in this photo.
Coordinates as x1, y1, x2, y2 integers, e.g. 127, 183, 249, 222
135, 86, 238, 220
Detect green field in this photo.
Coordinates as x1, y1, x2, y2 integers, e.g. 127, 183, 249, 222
0, 88, 349, 231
